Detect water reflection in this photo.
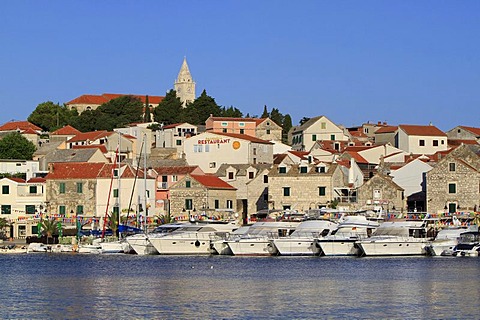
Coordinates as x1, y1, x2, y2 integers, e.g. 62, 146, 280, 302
0, 254, 479, 319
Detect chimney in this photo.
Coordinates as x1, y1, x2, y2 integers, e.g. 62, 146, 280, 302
48, 163, 54, 173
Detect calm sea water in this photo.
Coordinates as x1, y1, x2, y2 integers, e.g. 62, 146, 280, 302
0, 254, 479, 319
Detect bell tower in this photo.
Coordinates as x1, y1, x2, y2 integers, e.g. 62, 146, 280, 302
174, 57, 196, 107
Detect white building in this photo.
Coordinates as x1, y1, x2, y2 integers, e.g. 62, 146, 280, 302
183, 132, 273, 173
396, 124, 447, 155
0, 159, 41, 181
291, 115, 348, 151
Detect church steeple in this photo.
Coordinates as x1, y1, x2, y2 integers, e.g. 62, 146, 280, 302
174, 57, 196, 107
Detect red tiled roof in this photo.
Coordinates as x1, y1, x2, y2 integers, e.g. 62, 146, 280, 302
7, 177, 25, 183
0, 121, 42, 132
154, 166, 200, 175
399, 124, 446, 136
191, 174, 236, 190
459, 126, 480, 136
208, 117, 265, 123
67, 130, 111, 143
46, 162, 107, 179
448, 139, 479, 147
51, 125, 82, 136
27, 177, 46, 183
344, 145, 375, 152
288, 150, 309, 160
66, 93, 164, 105
21, 128, 39, 135
273, 153, 288, 164
375, 126, 398, 134
345, 151, 369, 164
209, 132, 273, 144
72, 144, 108, 153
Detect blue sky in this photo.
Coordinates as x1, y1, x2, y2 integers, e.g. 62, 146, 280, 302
1, 1, 479, 131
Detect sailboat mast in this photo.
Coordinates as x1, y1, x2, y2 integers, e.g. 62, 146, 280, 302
118, 133, 122, 239
143, 133, 148, 232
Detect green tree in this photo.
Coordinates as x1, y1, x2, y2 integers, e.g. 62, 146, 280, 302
0, 218, 10, 239
221, 106, 243, 118
41, 218, 58, 244
270, 108, 284, 128
0, 132, 36, 160
182, 90, 221, 125
300, 117, 311, 125
282, 114, 293, 144
153, 90, 183, 125
144, 95, 151, 123
261, 105, 269, 118
70, 109, 101, 132
28, 101, 73, 132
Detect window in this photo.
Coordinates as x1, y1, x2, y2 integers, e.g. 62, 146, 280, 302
449, 163, 456, 172
29, 186, 37, 194
226, 200, 233, 209
312, 134, 316, 141
113, 189, 119, 198
176, 140, 182, 146
321, 122, 326, 129
214, 199, 219, 209
228, 172, 234, 180
194, 144, 203, 152
248, 172, 254, 179
317, 166, 326, 173
441, 140, 445, 145
419, 140, 425, 146
253, 148, 257, 155
433, 140, 438, 147
113, 169, 119, 177
283, 187, 291, 197
25, 205, 35, 214
318, 186, 326, 196
77, 182, 83, 193
239, 122, 245, 127
264, 175, 268, 183
300, 166, 308, 173
222, 128, 227, 133
279, 167, 287, 174
185, 199, 193, 210
186, 180, 191, 188
1, 205, 11, 214
59, 182, 66, 194
448, 183, 456, 194
221, 122, 228, 127
205, 144, 210, 152
172, 175, 178, 182
113, 206, 119, 215
330, 134, 335, 141
209, 162, 216, 168
2, 185, 9, 194
59, 205, 66, 215
264, 129, 270, 135
373, 189, 381, 199
240, 129, 245, 134
77, 205, 83, 214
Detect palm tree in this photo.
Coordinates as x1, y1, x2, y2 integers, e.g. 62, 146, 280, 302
41, 218, 58, 244
472, 213, 480, 227
108, 212, 119, 238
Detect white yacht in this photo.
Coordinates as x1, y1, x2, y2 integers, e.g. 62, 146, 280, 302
424, 227, 468, 256
126, 223, 186, 255
209, 225, 251, 255
355, 220, 434, 256
315, 215, 380, 256
271, 220, 338, 256
78, 244, 103, 254
93, 238, 131, 254
452, 228, 480, 257
149, 220, 241, 255
226, 221, 300, 256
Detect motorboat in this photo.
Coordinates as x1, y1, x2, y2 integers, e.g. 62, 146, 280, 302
94, 238, 131, 254
149, 220, 241, 255
355, 220, 434, 256
271, 220, 338, 256
452, 228, 480, 257
209, 225, 251, 255
51, 244, 76, 253
315, 215, 380, 256
27, 243, 49, 253
78, 244, 103, 254
126, 223, 186, 255
226, 221, 300, 256
424, 227, 468, 256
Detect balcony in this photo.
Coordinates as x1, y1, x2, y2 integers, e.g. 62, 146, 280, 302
157, 182, 169, 190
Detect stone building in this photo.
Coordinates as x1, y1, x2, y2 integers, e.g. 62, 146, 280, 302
174, 57, 196, 107
216, 164, 271, 220
426, 144, 480, 214
446, 126, 480, 143
267, 163, 346, 212
356, 174, 404, 212
168, 174, 237, 221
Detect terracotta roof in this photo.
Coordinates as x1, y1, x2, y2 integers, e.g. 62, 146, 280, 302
208, 117, 266, 124
0, 121, 42, 132
448, 139, 479, 147
288, 150, 310, 159
27, 177, 46, 183
153, 166, 200, 175
7, 177, 25, 183
71, 144, 108, 154
399, 124, 446, 136
273, 153, 288, 164
344, 145, 375, 152
163, 123, 187, 129
21, 128, 39, 135
67, 130, 111, 143
191, 174, 236, 190
51, 125, 82, 136
375, 126, 398, 134
345, 151, 369, 164
66, 93, 164, 105
46, 162, 107, 179
459, 126, 480, 137
209, 132, 273, 144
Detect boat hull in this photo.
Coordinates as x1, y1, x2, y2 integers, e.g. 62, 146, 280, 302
227, 239, 274, 256
316, 239, 358, 256
126, 236, 159, 255
356, 239, 430, 256
272, 238, 319, 256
